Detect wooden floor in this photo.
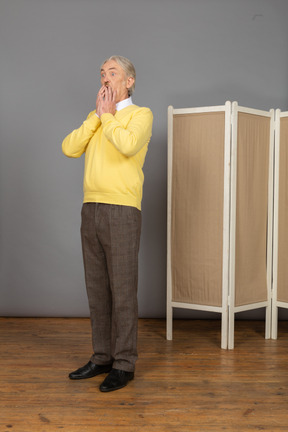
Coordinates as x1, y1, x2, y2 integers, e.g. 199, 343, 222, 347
1, 318, 288, 432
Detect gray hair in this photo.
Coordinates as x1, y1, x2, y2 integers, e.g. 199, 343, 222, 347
101, 55, 136, 96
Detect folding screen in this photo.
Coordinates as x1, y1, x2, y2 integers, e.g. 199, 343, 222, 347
167, 102, 274, 349
272, 110, 288, 339
166, 103, 232, 349
228, 103, 274, 349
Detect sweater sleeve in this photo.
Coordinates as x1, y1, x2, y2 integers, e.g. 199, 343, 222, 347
62, 111, 101, 158
100, 108, 153, 157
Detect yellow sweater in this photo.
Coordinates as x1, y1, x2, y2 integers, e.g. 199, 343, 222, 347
62, 105, 153, 210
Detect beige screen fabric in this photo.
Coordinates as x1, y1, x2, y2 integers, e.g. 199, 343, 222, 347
277, 117, 288, 302
235, 113, 270, 306
171, 112, 225, 306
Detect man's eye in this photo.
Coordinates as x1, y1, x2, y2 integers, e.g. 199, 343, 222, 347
111, 73, 115, 76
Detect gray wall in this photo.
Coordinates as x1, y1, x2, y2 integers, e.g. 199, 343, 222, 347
1, 0, 287, 318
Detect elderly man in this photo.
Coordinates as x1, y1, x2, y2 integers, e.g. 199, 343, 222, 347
62, 55, 153, 392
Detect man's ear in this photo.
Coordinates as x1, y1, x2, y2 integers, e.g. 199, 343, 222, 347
126, 76, 135, 90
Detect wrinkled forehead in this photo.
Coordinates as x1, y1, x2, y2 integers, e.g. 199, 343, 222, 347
100, 59, 125, 74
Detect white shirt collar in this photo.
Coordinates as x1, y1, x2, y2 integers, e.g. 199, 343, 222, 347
116, 97, 133, 111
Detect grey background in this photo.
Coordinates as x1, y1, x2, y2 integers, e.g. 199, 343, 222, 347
1, 0, 287, 318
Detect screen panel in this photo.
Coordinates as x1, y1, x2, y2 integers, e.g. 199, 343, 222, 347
235, 113, 270, 306
277, 117, 288, 302
171, 112, 225, 306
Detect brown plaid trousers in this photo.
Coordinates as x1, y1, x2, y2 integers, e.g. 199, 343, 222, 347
80, 203, 142, 372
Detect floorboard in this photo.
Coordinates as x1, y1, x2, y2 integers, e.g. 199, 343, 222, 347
1, 318, 288, 431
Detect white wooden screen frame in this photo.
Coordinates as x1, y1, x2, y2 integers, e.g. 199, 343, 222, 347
228, 102, 274, 349
271, 110, 288, 340
167, 101, 276, 350
166, 102, 231, 350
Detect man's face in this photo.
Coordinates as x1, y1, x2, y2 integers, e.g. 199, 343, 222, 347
100, 60, 133, 103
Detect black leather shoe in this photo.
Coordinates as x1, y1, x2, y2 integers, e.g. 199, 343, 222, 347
69, 361, 112, 380
99, 368, 134, 392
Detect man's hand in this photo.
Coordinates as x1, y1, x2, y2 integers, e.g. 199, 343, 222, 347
96, 85, 106, 116
96, 86, 117, 117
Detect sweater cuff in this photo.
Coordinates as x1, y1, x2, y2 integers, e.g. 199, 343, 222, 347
100, 113, 115, 125
85, 112, 101, 131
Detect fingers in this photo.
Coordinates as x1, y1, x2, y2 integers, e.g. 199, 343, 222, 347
96, 86, 106, 115
96, 86, 116, 116
98, 85, 106, 94
97, 85, 106, 100
99, 86, 116, 102
105, 86, 113, 101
